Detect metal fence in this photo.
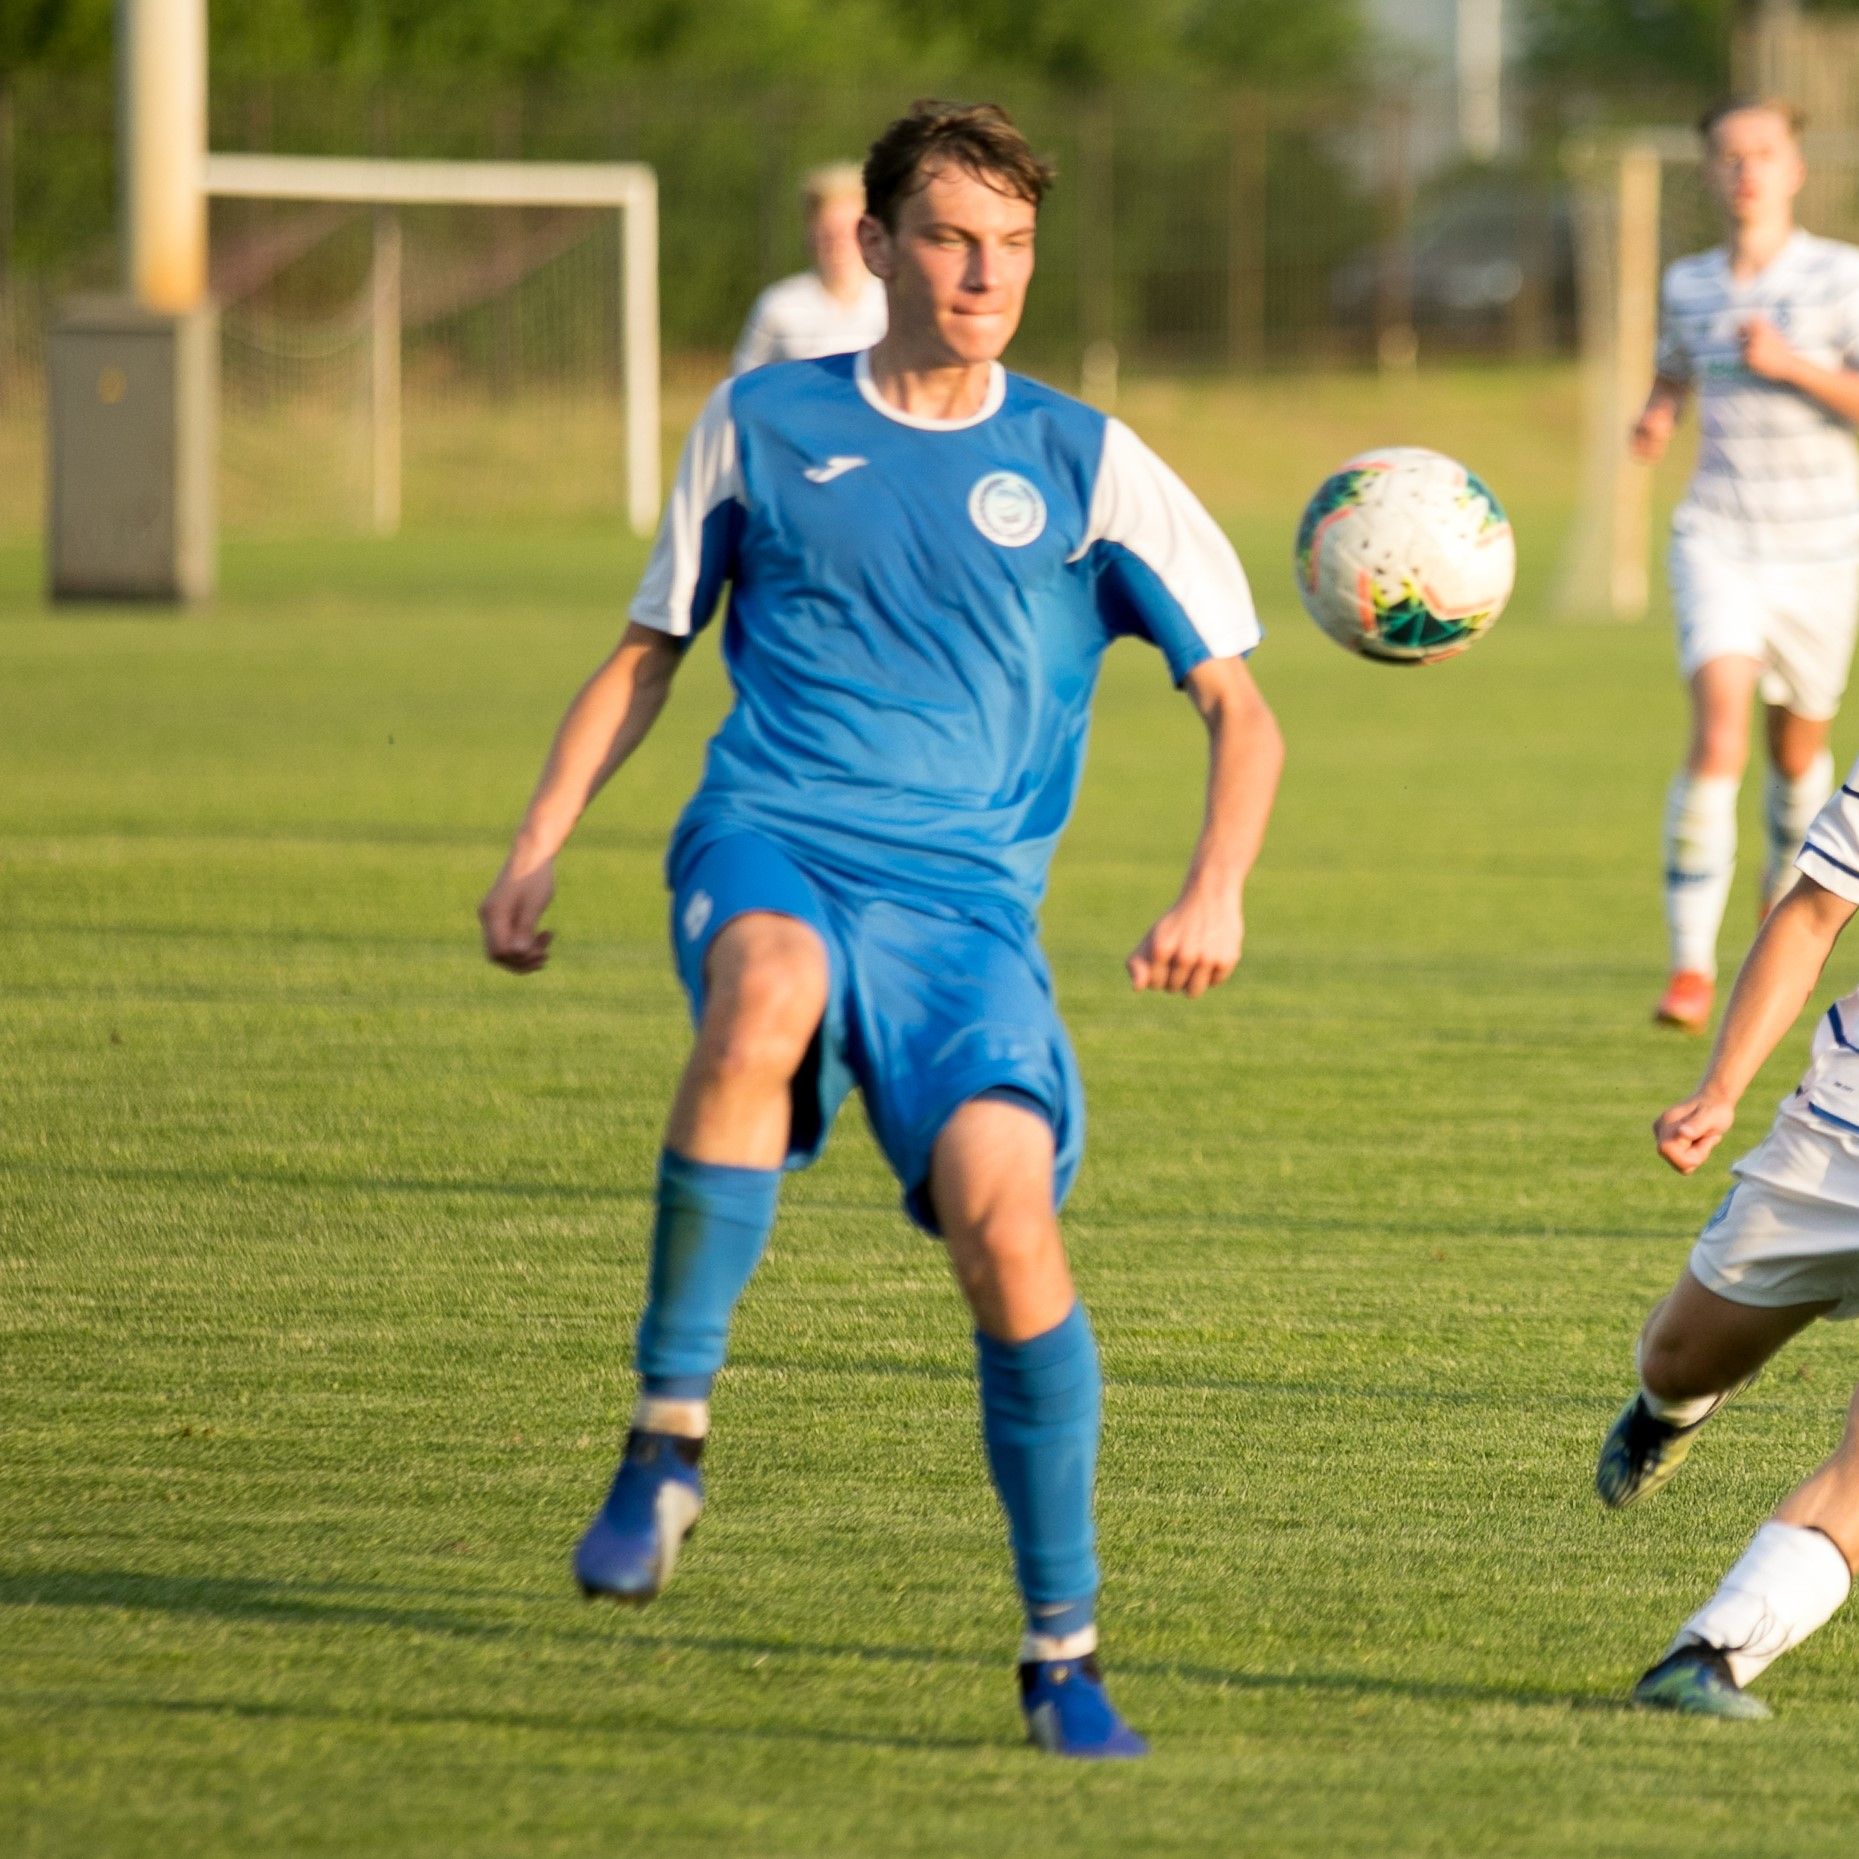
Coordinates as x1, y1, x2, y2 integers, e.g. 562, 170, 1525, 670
0, 70, 1587, 382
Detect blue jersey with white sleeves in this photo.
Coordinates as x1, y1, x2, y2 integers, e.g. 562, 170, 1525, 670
630, 349, 1260, 916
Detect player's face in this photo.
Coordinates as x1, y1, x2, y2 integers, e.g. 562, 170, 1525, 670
860, 164, 1036, 365
1706, 109, 1805, 225
809, 194, 867, 290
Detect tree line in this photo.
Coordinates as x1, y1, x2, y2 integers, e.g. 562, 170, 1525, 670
13, 1, 1851, 94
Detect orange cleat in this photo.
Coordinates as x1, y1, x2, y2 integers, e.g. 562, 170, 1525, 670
1655, 969, 1714, 1033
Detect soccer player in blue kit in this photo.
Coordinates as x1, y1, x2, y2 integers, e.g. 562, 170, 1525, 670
478, 101, 1283, 1758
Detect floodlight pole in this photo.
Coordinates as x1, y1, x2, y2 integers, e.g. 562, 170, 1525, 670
119, 0, 207, 312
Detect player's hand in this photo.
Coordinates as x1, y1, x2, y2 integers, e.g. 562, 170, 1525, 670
1629, 399, 1677, 462
1126, 886, 1242, 997
479, 858, 556, 974
1653, 1093, 1735, 1174
1740, 314, 1800, 384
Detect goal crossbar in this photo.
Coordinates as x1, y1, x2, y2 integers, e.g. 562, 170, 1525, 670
204, 152, 661, 534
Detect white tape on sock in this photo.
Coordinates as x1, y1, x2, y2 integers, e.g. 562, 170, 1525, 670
1664, 771, 1740, 978
633, 1394, 710, 1439
1020, 1624, 1099, 1664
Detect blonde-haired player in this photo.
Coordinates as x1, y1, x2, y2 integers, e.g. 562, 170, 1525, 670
1595, 773, 1859, 1716
730, 163, 887, 374
1636, 99, 1859, 1033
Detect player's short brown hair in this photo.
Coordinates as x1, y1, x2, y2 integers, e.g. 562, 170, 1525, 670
1698, 95, 1807, 145
862, 101, 1055, 230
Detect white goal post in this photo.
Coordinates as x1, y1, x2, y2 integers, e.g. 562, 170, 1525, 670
203, 152, 662, 536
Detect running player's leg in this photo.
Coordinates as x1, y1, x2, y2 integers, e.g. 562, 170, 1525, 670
1762, 706, 1834, 913
1757, 558, 1857, 910
930, 1099, 1144, 1759
636, 911, 830, 1394
1598, 1265, 1825, 1509
1638, 1377, 1859, 1719
1660, 653, 1760, 1028
578, 838, 839, 1604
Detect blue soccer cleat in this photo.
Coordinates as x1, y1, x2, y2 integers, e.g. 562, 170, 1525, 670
1019, 1655, 1149, 1759
572, 1429, 704, 1604
1633, 1642, 1773, 1721
1595, 1393, 1710, 1509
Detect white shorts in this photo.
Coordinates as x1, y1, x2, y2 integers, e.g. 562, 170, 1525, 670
1669, 527, 1859, 721
1691, 1120, 1859, 1319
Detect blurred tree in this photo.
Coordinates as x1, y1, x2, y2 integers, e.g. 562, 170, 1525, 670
0, 0, 109, 75
1521, 0, 1730, 89
2, 0, 1364, 84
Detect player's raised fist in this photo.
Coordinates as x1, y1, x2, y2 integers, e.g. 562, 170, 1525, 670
479, 859, 556, 974
1654, 1093, 1735, 1174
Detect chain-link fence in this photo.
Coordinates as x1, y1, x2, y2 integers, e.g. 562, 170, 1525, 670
0, 71, 1590, 536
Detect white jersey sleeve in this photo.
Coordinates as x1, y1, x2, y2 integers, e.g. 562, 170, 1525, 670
730, 288, 781, 376
1074, 417, 1261, 680
629, 380, 744, 640
1655, 261, 1695, 384
1798, 761, 1859, 903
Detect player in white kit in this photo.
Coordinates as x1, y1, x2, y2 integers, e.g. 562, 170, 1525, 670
1634, 99, 1859, 1033
1593, 773, 1859, 1716
731, 163, 888, 374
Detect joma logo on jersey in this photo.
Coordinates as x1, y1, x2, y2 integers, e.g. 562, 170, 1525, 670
968, 471, 1047, 548
803, 456, 868, 484
681, 889, 714, 943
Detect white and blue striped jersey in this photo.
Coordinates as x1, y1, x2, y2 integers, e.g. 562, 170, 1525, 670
1658, 230, 1859, 562
631, 350, 1259, 914
1758, 766, 1859, 1187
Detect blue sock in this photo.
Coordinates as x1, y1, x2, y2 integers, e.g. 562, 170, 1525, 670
633, 1148, 781, 1401
974, 1302, 1101, 1639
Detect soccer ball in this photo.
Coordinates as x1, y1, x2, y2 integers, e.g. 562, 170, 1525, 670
1292, 448, 1515, 664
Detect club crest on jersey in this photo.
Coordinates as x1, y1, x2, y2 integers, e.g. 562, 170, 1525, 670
968, 471, 1047, 548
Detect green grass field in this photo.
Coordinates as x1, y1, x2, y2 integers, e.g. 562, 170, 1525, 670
5, 369, 1859, 1856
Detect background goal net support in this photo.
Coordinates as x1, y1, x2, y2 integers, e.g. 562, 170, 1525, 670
203, 153, 661, 538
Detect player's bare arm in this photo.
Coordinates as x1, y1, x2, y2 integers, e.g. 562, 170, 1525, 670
1631, 375, 1690, 462
1126, 656, 1283, 998
1740, 313, 1859, 425
479, 622, 682, 973
1656, 874, 1857, 1172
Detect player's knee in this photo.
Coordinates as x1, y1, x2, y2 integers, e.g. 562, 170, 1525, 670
696, 999, 819, 1087
696, 958, 826, 1087
953, 1208, 1060, 1288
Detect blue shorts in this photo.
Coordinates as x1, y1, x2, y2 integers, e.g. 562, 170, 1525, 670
667, 827, 1085, 1233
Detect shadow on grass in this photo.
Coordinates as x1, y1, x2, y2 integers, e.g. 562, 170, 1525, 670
2, 1157, 656, 1210
4, 1158, 905, 1220
0, 1568, 511, 1640
1, 1685, 995, 1753
610, 1625, 1633, 1719
0, 1568, 1631, 1734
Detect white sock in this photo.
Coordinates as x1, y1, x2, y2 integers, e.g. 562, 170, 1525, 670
1633, 1333, 1720, 1428
1671, 1520, 1852, 1688
1020, 1623, 1098, 1663
1763, 751, 1834, 906
1663, 772, 1740, 978
633, 1393, 710, 1439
